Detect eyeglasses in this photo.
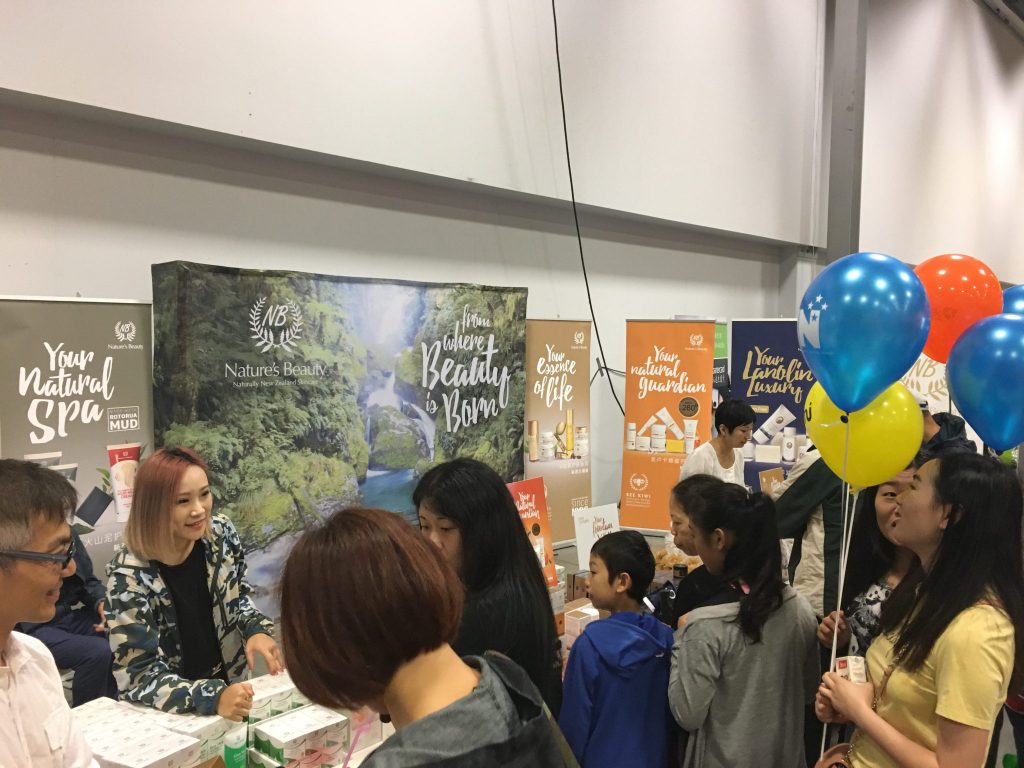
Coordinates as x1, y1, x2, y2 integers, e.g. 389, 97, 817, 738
0, 536, 76, 569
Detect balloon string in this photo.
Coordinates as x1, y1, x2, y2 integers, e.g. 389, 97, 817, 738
821, 416, 853, 757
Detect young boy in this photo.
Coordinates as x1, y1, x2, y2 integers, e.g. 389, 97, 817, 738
558, 530, 674, 768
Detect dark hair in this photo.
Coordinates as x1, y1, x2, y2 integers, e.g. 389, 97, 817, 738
715, 399, 756, 433
841, 484, 922, 612
0, 460, 76, 570
412, 458, 558, 678
881, 453, 1024, 687
671, 474, 726, 519
687, 481, 784, 642
279, 506, 462, 709
413, 458, 547, 596
591, 530, 655, 602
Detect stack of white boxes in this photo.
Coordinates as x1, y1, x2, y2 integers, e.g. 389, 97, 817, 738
72, 698, 203, 768
248, 671, 308, 725
345, 717, 396, 767
127, 705, 232, 763
251, 705, 349, 766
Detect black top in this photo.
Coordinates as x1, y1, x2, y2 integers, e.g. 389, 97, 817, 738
454, 588, 563, 718
669, 565, 740, 629
158, 540, 227, 683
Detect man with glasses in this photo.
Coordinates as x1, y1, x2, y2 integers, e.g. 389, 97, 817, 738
19, 524, 118, 706
1, 458, 97, 767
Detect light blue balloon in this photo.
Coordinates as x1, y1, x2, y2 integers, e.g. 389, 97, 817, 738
948, 313, 1024, 452
797, 252, 930, 412
1004, 284, 1024, 315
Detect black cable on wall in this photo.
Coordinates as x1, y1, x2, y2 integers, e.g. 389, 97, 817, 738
550, 0, 626, 416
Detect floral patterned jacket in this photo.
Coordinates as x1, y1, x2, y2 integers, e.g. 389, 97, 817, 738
105, 514, 274, 715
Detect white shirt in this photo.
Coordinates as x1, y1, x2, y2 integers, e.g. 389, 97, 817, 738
0, 632, 98, 768
678, 441, 746, 487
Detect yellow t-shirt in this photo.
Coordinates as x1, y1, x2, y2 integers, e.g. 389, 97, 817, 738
851, 604, 1014, 768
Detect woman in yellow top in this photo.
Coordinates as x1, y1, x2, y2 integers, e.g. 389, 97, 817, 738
817, 452, 1024, 767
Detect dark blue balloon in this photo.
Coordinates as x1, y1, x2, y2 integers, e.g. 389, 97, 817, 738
948, 313, 1024, 452
797, 252, 930, 412
1004, 285, 1024, 315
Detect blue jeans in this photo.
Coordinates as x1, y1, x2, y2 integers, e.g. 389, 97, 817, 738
27, 608, 117, 706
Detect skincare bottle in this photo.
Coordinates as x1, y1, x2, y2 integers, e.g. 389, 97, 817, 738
527, 421, 539, 462
782, 427, 797, 462
753, 405, 796, 445
625, 422, 637, 450
637, 414, 659, 436
650, 424, 667, 452
223, 725, 247, 768
655, 406, 685, 439
565, 409, 574, 454
683, 418, 698, 455
540, 431, 556, 460
635, 435, 652, 452
575, 426, 590, 457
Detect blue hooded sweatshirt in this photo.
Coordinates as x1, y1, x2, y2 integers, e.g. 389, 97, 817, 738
558, 612, 675, 768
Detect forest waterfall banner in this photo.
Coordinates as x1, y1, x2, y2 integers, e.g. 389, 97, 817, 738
152, 262, 527, 614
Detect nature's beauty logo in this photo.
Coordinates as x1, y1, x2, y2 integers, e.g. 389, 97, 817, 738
114, 321, 137, 343
250, 297, 303, 352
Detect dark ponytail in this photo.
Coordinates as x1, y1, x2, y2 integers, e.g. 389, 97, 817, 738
687, 480, 785, 642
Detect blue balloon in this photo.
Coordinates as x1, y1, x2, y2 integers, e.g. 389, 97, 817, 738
1004, 284, 1024, 315
948, 313, 1024, 452
797, 252, 930, 412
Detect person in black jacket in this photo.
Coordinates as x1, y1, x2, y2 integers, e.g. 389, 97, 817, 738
19, 527, 117, 705
413, 458, 563, 717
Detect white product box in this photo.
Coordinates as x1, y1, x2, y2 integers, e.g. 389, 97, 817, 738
253, 705, 349, 766
755, 444, 783, 464
835, 655, 868, 684
249, 671, 303, 723
92, 728, 202, 768
247, 748, 285, 767
127, 704, 232, 762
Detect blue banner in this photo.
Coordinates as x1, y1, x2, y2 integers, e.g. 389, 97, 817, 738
729, 319, 816, 491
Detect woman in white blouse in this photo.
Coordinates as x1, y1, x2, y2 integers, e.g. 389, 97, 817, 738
678, 399, 755, 487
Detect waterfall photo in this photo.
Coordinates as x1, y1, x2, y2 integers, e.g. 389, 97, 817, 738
152, 261, 527, 614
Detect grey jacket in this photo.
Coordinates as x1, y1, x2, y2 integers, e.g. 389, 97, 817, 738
669, 586, 818, 768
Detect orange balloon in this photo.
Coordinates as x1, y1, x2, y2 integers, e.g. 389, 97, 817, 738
913, 254, 1002, 363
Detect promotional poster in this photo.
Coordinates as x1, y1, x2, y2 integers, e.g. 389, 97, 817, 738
0, 297, 154, 569
900, 354, 982, 451
507, 476, 557, 587
151, 261, 527, 614
619, 320, 715, 529
730, 319, 816, 491
524, 319, 591, 542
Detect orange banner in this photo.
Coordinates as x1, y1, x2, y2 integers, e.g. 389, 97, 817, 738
619, 320, 715, 528
507, 476, 558, 587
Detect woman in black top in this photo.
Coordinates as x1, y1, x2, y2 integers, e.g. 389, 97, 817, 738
413, 458, 563, 716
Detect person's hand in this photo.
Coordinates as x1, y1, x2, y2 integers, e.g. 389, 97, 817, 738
93, 601, 106, 634
217, 682, 254, 722
819, 672, 873, 723
246, 633, 284, 675
817, 611, 851, 649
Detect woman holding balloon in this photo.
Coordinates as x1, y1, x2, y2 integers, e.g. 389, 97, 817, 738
816, 452, 1024, 767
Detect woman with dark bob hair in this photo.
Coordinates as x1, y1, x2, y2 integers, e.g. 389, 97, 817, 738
818, 453, 1024, 767
279, 506, 571, 767
413, 458, 563, 716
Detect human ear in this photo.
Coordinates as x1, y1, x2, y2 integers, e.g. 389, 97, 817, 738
615, 572, 633, 595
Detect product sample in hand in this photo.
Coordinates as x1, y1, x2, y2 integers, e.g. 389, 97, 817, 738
252, 705, 349, 766
835, 655, 868, 684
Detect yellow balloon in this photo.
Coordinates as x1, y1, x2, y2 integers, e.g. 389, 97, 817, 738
804, 381, 923, 489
